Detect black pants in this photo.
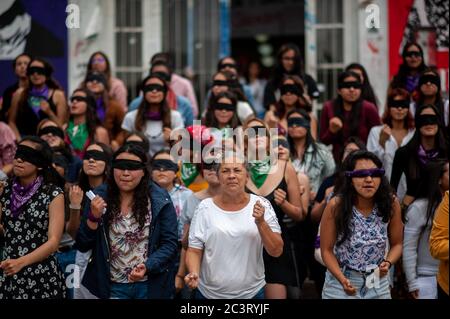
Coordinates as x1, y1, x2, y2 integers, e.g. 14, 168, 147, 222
438, 283, 449, 300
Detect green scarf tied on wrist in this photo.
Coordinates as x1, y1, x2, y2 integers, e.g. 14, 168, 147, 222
248, 157, 271, 189
181, 162, 200, 187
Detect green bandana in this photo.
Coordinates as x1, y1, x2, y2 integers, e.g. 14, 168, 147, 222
67, 120, 88, 151
181, 163, 200, 187
248, 157, 271, 188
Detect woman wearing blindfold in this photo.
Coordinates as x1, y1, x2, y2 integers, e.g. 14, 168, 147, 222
320, 70, 381, 162
122, 74, 184, 157
391, 104, 448, 210
37, 119, 83, 184
265, 75, 317, 139
287, 108, 335, 201
150, 150, 192, 296
75, 144, 178, 299
65, 142, 111, 299
85, 51, 127, 112
392, 42, 427, 94
243, 118, 305, 299
0, 136, 66, 299
65, 88, 111, 158
8, 58, 67, 140
321, 150, 403, 299
204, 70, 255, 125
367, 88, 415, 201
205, 91, 241, 142
81, 73, 125, 151
414, 68, 449, 129
176, 154, 221, 296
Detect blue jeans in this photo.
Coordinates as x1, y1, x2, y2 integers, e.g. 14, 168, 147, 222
194, 287, 265, 299
322, 268, 391, 299
55, 248, 77, 299
110, 281, 149, 299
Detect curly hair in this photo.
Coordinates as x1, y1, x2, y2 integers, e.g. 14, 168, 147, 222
106, 143, 150, 229
334, 150, 394, 246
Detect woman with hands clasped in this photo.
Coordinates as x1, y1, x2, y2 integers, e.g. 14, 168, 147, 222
184, 155, 283, 299
75, 143, 178, 299
320, 150, 403, 299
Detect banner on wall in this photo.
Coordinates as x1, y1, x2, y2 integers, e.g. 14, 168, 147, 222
0, 0, 68, 95
389, 0, 449, 94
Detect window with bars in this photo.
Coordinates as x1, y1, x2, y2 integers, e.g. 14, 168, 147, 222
315, 0, 345, 104
115, 0, 144, 102
162, 0, 221, 113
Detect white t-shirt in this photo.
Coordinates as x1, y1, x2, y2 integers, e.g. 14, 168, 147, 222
189, 194, 281, 299
121, 109, 184, 157
367, 125, 415, 201
237, 101, 254, 124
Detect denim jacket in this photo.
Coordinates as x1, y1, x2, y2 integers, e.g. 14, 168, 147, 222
75, 182, 178, 299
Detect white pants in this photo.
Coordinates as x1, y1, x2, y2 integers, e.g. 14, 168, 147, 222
73, 250, 99, 299
417, 276, 437, 299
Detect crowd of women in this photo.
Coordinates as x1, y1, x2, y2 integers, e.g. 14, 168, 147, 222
0, 41, 448, 300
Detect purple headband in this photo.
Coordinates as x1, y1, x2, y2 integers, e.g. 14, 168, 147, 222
345, 168, 385, 178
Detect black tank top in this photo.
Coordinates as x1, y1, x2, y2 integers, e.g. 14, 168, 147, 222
17, 90, 58, 136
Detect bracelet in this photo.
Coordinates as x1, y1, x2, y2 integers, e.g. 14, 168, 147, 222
382, 259, 392, 269
87, 210, 102, 223
69, 203, 81, 210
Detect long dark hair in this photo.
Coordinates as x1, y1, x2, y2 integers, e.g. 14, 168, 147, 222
135, 74, 171, 131
345, 63, 378, 107
18, 58, 63, 116
382, 87, 415, 129
413, 160, 448, 233
77, 142, 112, 193
107, 144, 151, 229
276, 75, 312, 118
286, 108, 316, 162
272, 43, 304, 87
205, 91, 240, 128
404, 104, 448, 180
17, 136, 65, 189
333, 136, 367, 195
416, 67, 446, 126
392, 42, 427, 89
332, 71, 364, 142
69, 88, 101, 141
334, 150, 394, 245
86, 51, 112, 82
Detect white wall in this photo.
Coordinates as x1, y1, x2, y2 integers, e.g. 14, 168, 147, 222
68, 0, 163, 95
357, 0, 389, 115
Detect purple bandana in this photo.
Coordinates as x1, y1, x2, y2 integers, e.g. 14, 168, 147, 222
10, 176, 43, 218
96, 97, 106, 122
145, 111, 162, 121
417, 144, 439, 165
28, 85, 49, 116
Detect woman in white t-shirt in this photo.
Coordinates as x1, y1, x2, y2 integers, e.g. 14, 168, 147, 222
185, 155, 283, 299
122, 74, 184, 157
367, 87, 415, 201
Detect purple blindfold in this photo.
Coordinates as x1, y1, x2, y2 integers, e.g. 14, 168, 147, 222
345, 168, 385, 178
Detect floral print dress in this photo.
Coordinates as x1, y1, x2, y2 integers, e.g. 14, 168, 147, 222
0, 182, 66, 299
